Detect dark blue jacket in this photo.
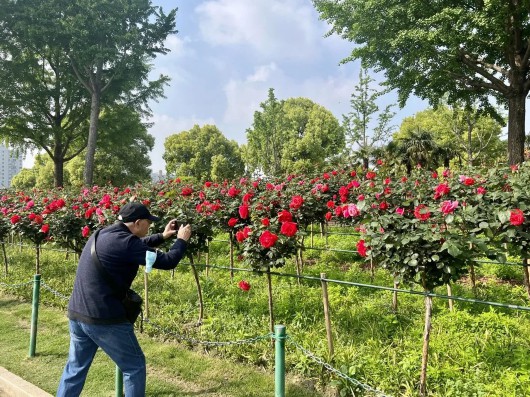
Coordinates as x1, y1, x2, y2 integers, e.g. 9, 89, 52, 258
67, 222, 187, 324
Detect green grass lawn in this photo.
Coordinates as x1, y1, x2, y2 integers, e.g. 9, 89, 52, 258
2, 233, 530, 396
0, 293, 326, 397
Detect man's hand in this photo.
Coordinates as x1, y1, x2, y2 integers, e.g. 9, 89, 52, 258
162, 219, 179, 239
176, 224, 192, 241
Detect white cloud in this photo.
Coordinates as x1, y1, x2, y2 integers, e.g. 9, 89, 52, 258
247, 63, 278, 83
164, 34, 191, 58
195, 0, 324, 60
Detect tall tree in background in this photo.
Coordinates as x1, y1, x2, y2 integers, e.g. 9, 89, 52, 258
61, 0, 177, 186
314, 0, 530, 165
12, 106, 155, 188
281, 97, 344, 175
163, 124, 244, 182
0, 0, 91, 187
342, 68, 394, 168
395, 106, 504, 167
245, 88, 344, 177
245, 88, 287, 177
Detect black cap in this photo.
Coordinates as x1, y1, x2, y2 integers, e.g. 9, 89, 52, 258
118, 202, 160, 223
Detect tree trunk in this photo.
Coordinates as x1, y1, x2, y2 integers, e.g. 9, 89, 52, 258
419, 293, 433, 397
447, 284, 453, 311
35, 245, 40, 275
392, 280, 399, 312
523, 259, 530, 301
2, 242, 7, 276
83, 85, 102, 186
507, 92, 526, 165
53, 147, 65, 188
189, 256, 204, 325
266, 267, 274, 335
229, 232, 234, 280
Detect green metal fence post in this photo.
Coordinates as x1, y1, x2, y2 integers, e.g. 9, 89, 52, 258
115, 365, 123, 397
274, 324, 286, 397
28, 274, 41, 357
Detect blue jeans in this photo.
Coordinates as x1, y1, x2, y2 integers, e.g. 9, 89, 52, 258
56, 320, 146, 397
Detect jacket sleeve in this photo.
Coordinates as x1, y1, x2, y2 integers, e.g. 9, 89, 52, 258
150, 238, 188, 270
141, 233, 165, 247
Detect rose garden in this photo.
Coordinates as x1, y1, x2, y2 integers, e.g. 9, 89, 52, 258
1, 161, 530, 396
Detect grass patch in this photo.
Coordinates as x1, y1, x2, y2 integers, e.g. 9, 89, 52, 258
0, 293, 324, 397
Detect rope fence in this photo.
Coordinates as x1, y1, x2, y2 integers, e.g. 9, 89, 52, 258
1, 232, 530, 397
0, 277, 392, 397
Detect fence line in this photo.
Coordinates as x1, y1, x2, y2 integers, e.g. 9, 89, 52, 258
0, 278, 392, 396
178, 261, 530, 312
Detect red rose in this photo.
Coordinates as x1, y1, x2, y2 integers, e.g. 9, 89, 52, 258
242, 193, 253, 204
227, 186, 240, 197
289, 195, 304, 209
280, 221, 298, 237
228, 218, 238, 227
414, 204, 431, 221
366, 171, 376, 180
261, 218, 270, 226
510, 209, 525, 226
10, 215, 21, 224
181, 187, 193, 196
277, 210, 292, 223
463, 177, 475, 186
238, 280, 251, 291
235, 226, 252, 242
238, 204, 249, 219
325, 212, 332, 221
259, 230, 278, 248
82, 225, 90, 238
40, 224, 50, 234
357, 239, 368, 257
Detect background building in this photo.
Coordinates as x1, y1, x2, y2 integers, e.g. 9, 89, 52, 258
0, 145, 23, 188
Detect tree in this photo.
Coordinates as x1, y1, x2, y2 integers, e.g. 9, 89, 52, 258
14, 106, 155, 188
0, 0, 91, 187
342, 68, 395, 168
387, 128, 440, 175
163, 125, 244, 182
314, 0, 529, 165
394, 106, 505, 167
67, 105, 155, 187
60, 0, 177, 185
246, 88, 344, 177
245, 88, 288, 177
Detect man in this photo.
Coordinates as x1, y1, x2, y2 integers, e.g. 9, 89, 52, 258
57, 202, 192, 397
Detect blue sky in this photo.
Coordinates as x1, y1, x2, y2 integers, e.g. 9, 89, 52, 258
144, 0, 429, 173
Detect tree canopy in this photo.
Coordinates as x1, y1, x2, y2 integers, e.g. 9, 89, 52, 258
0, 0, 90, 187
342, 68, 395, 168
313, 0, 528, 165
245, 88, 344, 177
163, 124, 245, 182
12, 106, 154, 189
0, 0, 177, 186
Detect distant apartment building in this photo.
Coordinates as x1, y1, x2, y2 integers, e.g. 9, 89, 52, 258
0, 145, 23, 188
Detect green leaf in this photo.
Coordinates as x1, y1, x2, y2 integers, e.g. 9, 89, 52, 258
447, 244, 461, 257
497, 210, 510, 224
